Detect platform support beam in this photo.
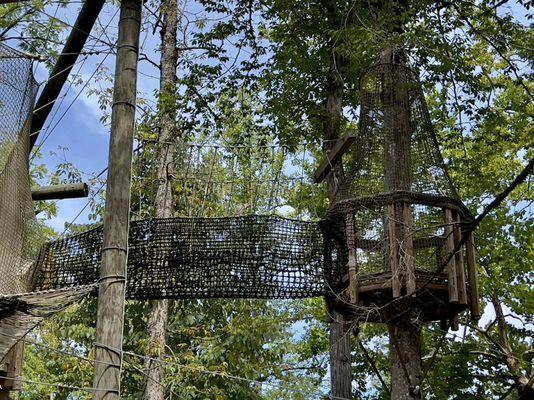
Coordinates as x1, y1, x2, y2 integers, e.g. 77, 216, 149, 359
92, 0, 141, 398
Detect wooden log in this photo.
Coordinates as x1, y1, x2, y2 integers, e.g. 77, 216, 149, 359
30, 0, 106, 149
453, 212, 468, 305
444, 208, 458, 303
31, 182, 88, 201
92, 0, 141, 398
466, 232, 481, 319
402, 202, 416, 295
313, 132, 356, 183
345, 214, 358, 304
387, 204, 401, 297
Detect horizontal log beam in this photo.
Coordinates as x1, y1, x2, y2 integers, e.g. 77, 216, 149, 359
31, 182, 89, 201
314, 132, 356, 183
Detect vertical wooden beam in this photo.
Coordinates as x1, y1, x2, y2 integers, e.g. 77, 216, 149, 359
345, 214, 359, 304
444, 208, 458, 303
466, 233, 480, 319
0, 341, 24, 396
388, 204, 402, 297
402, 202, 416, 295
92, 0, 141, 398
453, 213, 467, 305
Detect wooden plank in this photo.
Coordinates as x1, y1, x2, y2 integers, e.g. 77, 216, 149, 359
466, 232, 481, 319
453, 212, 468, 305
444, 208, 458, 303
345, 214, 358, 304
387, 204, 402, 297
313, 132, 356, 183
31, 182, 88, 201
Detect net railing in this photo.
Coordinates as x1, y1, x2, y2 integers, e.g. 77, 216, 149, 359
33, 215, 336, 300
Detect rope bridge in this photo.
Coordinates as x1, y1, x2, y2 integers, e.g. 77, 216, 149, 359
33, 215, 337, 300
0, 43, 347, 361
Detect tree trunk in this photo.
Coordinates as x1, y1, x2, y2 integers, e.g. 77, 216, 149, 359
381, 38, 422, 399
493, 298, 534, 399
323, 20, 352, 399
388, 323, 422, 399
142, 0, 178, 398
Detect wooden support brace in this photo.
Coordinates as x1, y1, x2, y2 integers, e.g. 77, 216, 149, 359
466, 232, 481, 320
387, 204, 402, 297
444, 208, 458, 303
0, 341, 24, 393
453, 212, 467, 305
313, 132, 356, 183
401, 202, 416, 295
345, 214, 358, 304
31, 182, 89, 201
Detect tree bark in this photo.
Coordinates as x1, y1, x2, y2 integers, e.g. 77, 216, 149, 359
389, 322, 422, 400
142, 0, 178, 398
92, 0, 142, 397
322, 9, 352, 397
493, 299, 534, 399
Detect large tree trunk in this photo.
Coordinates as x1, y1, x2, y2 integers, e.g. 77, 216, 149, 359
380, 40, 423, 399
323, 20, 352, 399
142, 0, 178, 398
388, 323, 422, 399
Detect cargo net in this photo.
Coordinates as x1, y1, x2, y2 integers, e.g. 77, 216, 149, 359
0, 44, 40, 295
33, 216, 332, 300
329, 63, 460, 216
325, 63, 472, 292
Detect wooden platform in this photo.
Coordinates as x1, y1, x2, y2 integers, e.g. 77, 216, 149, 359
326, 270, 470, 324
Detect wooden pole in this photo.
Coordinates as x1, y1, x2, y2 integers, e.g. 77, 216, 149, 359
31, 182, 88, 201
466, 233, 480, 319
453, 212, 467, 305
92, 0, 141, 398
30, 0, 106, 150
444, 208, 458, 304
345, 214, 359, 304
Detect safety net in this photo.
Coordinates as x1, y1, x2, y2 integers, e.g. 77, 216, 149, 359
33, 215, 339, 300
0, 43, 39, 295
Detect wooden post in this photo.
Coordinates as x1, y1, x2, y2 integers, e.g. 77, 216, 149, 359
387, 204, 402, 297
402, 202, 416, 295
0, 341, 24, 398
444, 208, 458, 304
92, 0, 141, 398
345, 214, 359, 304
466, 233, 480, 319
453, 213, 467, 305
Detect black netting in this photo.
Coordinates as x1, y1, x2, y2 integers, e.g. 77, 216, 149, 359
33, 216, 336, 299
330, 63, 459, 215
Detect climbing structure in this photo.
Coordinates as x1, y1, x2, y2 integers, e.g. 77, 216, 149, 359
324, 63, 480, 326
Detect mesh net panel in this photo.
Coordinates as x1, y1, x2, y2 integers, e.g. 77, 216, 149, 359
331, 63, 459, 213
324, 63, 472, 293
0, 44, 39, 295
34, 216, 333, 299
